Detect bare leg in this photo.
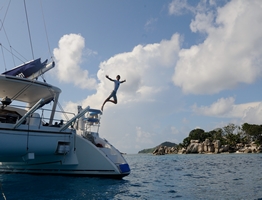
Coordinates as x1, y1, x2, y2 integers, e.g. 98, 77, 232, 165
101, 99, 108, 111
108, 100, 117, 104
101, 99, 117, 111
101, 92, 118, 111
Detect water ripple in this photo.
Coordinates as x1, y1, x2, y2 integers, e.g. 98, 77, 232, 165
0, 153, 262, 199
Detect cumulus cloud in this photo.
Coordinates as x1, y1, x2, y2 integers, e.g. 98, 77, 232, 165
242, 103, 262, 124
173, 0, 262, 94
192, 97, 262, 119
192, 97, 235, 117
53, 34, 97, 90
81, 33, 181, 109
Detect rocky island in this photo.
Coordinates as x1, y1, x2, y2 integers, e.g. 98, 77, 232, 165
151, 139, 262, 155
139, 123, 262, 155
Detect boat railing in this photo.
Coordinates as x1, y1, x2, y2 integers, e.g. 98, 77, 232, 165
77, 108, 102, 143
59, 106, 91, 132
13, 99, 44, 129
2, 102, 75, 129
2, 102, 102, 132
84, 109, 102, 132
39, 108, 75, 128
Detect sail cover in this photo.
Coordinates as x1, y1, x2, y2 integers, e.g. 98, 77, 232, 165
2, 58, 47, 78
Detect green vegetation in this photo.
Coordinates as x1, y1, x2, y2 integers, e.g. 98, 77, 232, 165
138, 123, 262, 153
179, 123, 262, 148
138, 141, 177, 153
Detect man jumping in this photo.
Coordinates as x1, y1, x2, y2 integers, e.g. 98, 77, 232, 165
101, 75, 126, 111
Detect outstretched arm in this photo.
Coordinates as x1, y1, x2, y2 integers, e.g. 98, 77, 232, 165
106, 75, 114, 81
120, 80, 126, 83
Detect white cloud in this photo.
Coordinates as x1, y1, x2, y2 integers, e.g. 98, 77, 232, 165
53, 34, 97, 90
173, 0, 262, 94
168, 0, 215, 16
190, 11, 214, 33
81, 33, 181, 109
192, 97, 235, 117
168, 0, 194, 15
192, 97, 262, 120
144, 18, 158, 31
242, 103, 262, 124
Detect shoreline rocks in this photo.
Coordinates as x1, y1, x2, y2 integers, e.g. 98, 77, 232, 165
152, 139, 262, 155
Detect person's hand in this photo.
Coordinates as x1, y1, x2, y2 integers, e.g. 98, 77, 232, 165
106, 75, 109, 78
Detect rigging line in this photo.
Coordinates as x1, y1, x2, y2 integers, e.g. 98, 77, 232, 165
11, 78, 50, 105
57, 101, 70, 121
37, 82, 69, 123
0, 44, 27, 64
10, 46, 16, 67
0, 44, 7, 71
11, 83, 32, 100
10, 46, 28, 62
0, 20, 11, 46
39, 0, 52, 82
41, 72, 46, 82
39, 0, 52, 60
23, 0, 34, 60
0, 19, 16, 67
0, 0, 11, 32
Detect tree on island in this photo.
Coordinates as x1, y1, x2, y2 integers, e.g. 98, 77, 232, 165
138, 122, 262, 154
179, 123, 262, 149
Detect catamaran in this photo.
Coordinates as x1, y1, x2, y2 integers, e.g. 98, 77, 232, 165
0, 58, 130, 178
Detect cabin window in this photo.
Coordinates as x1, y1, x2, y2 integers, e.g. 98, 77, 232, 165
0, 109, 21, 124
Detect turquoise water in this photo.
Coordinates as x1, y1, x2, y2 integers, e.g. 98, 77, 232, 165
1, 153, 262, 199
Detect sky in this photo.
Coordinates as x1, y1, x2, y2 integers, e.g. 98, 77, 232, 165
1, 0, 262, 153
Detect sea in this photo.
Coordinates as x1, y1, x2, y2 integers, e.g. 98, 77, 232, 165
0, 153, 262, 200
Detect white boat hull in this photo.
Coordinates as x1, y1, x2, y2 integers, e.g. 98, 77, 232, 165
0, 127, 130, 178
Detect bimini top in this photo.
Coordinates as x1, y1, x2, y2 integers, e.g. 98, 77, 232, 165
0, 60, 61, 106
0, 75, 61, 105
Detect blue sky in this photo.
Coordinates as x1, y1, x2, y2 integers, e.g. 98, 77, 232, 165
1, 0, 262, 153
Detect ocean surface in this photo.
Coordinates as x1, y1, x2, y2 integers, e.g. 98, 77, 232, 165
0, 153, 262, 200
